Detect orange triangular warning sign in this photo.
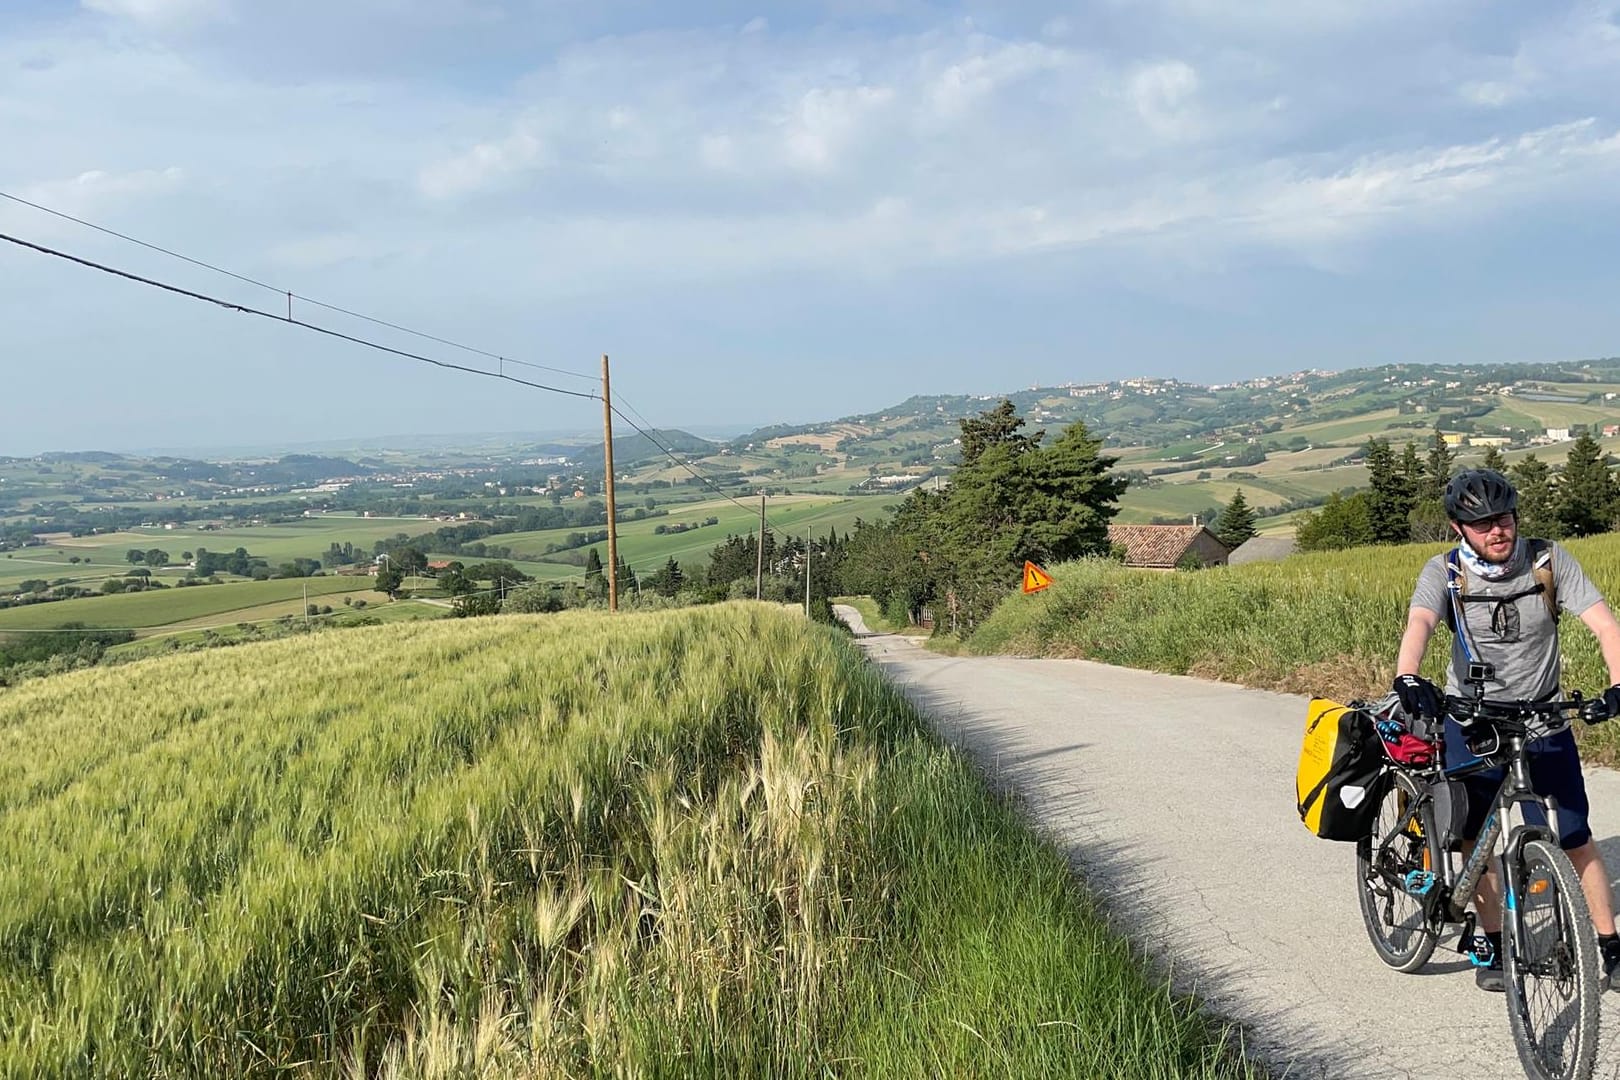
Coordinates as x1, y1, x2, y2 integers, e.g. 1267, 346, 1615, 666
1022, 561, 1053, 594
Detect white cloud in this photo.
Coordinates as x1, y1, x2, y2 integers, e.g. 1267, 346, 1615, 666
926, 41, 1068, 118
8, 166, 186, 230
81, 0, 229, 28
1128, 59, 1200, 136
418, 129, 546, 199
780, 84, 894, 171
6, 6, 1620, 303
1239, 120, 1620, 252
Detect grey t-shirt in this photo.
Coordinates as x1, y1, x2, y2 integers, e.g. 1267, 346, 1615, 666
1410, 541, 1603, 700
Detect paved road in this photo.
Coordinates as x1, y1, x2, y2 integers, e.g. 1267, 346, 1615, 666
833, 605, 1620, 1080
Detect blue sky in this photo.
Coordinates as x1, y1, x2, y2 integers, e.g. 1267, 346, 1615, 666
4, 0, 1620, 454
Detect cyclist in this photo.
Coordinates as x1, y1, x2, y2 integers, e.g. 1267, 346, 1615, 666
1393, 467, 1620, 991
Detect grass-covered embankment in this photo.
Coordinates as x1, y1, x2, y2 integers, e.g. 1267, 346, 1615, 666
966, 537, 1620, 760
0, 604, 1256, 1078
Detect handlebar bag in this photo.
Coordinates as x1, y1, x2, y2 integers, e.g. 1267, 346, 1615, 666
1297, 698, 1383, 840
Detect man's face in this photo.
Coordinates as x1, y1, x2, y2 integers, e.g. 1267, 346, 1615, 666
1456, 511, 1518, 563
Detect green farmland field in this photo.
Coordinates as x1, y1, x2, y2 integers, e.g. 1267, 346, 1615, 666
50, 515, 438, 565
1281, 408, 1415, 444
0, 576, 376, 632
0, 606, 1255, 1078
1484, 397, 1618, 429
498, 493, 903, 576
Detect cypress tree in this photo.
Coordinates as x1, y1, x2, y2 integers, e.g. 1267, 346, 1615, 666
1425, 430, 1455, 501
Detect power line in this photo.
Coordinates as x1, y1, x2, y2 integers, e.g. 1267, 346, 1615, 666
0, 231, 600, 403
0, 189, 597, 384
606, 402, 794, 532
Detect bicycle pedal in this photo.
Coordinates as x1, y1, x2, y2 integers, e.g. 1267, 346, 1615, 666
1465, 934, 1497, 968
1402, 870, 1437, 896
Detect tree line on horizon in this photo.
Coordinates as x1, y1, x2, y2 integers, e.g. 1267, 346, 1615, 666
1292, 430, 1620, 551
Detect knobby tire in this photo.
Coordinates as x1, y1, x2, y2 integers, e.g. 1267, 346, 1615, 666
1504, 838, 1600, 1080
1356, 770, 1442, 973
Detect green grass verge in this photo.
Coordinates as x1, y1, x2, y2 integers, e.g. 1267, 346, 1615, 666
0, 606, 1256, 1077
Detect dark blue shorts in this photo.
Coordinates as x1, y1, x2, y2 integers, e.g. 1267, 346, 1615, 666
1443, 718, 1592, 850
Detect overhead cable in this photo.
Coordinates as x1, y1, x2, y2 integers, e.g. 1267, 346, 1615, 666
0, 231, 599, 402
0, 189, 596, 383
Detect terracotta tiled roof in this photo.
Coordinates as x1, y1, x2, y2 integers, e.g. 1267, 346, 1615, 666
1106, 524, 1214, 568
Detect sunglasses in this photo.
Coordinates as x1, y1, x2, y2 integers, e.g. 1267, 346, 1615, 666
1463, 512, 1516, 533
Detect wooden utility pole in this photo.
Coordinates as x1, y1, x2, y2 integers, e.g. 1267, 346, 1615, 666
755, 492, 765, 601
601, 354, 619, 612
804, 531, 812, 617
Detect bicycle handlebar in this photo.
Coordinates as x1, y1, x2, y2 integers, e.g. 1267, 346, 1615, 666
1441, 691, 1611, 734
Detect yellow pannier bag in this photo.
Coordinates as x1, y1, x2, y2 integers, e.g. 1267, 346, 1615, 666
1296, 698, 1384, 841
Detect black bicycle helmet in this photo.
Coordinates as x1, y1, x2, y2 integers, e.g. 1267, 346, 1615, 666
1444, 468, 1518, 523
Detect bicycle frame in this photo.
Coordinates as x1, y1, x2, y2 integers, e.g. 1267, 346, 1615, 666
1368, 722, 1567, 949
1443, 734, 1561, 941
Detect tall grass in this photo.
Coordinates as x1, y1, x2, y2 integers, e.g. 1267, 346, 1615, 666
0, 604, 1255, 1077
967, 537, 1620, 758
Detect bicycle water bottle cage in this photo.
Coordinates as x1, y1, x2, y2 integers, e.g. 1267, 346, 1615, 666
1403, 870, 1437, 897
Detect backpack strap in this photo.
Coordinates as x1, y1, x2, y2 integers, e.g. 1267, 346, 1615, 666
1528, 537, 1557, 621
1443, 548, 1463, 632
1443, 539, 1558, 652
1443, 548, 1478, 661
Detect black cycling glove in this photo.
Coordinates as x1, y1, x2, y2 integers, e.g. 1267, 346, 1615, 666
1393, 673, 1443, 720
1602, 684, 1620, 720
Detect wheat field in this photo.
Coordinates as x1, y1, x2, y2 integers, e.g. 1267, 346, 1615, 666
0, 604, 1253, 1078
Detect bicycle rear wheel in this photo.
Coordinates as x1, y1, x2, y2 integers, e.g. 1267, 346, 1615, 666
1504, 838, 1600, 1080
1356, 770, 1442, 972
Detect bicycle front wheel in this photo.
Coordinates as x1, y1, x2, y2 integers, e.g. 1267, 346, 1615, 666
1356, 770, 1442, 972
1505, 838, 1601, 1080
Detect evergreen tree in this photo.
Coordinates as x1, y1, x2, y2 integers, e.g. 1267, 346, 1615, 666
705, 534, 756, 587
957, 399, 1037, 469
1010, 419, 1127, 565
1510, 454, 1558, 539
1399, 440, 1425, 498
1365, 438, 1414, 545
1214, 488, 1257, 548
651, 556, 683, 597
1425, 430, 1455, 501
613, 552, 638, 597
584, 547, 606, 598
1481, 444, 1508, 473
843, 402, 1127, 634
1556, 433, 1615, 538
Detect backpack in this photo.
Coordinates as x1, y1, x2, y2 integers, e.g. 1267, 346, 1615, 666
1296, 698, 1384, 841
1441, 538, 1558, 642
